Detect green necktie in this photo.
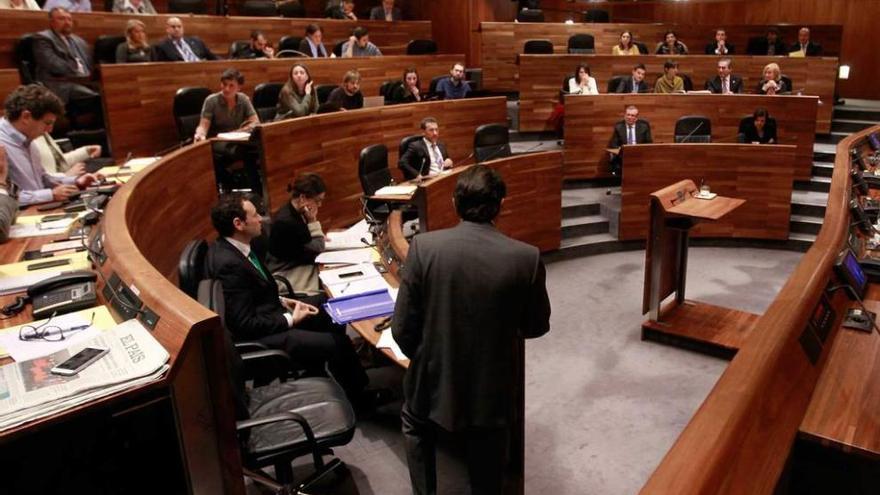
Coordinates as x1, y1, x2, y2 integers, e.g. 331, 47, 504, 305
247, 252, 269, 281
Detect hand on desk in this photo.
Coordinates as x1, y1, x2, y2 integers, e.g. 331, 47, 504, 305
75, 172, 103, 189
282, 298, 319, 325
86, 145, 102, 158
443, 158, 453, 170
52, 184, 79, 200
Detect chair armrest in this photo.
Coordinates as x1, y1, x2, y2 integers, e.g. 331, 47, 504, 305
240, 348, 293, 384
237, 411, 324, 468
273, 274, 294, 296
234, 341, 269, 353
55, 138, 73, 153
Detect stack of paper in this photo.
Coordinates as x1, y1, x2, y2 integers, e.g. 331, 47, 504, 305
319, 262, 390, 297
373, 184, 417, 197
315, 247, 377, 266
9, 213, 78, 238
325, 219, 372, 251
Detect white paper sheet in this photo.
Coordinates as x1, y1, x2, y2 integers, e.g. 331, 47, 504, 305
377, 329, 408, 360
325, 219, 372, 251
0, 313, 99, 362
373, 185, 416, 196
315, 247, 375, 265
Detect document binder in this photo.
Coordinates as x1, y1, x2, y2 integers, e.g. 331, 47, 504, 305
323, 289, 395, 324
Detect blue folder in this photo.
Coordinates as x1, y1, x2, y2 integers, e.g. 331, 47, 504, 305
323, 289, 395, 325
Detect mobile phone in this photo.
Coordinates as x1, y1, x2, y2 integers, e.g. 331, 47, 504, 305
27, 258, 71, 271
50, 347, 109, 376
37, 201, 66, 211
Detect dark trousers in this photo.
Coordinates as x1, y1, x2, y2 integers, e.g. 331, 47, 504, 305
401, 405, 510, 495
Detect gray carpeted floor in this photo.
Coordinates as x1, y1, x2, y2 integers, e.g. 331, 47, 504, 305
281, 246, 803, 494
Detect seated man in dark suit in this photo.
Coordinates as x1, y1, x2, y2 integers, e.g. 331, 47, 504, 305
614, 63, 650, 94
154, 17, 218, 62
749, 28, 787, 56
231, 30, 275, 59
369, 0, 401, 20
608, 105, 653, 175
398, 117, 453, 180
738, 107, 777, 144
206, 193, 372, 403
790, 27, 822, 56
705, 28, 734, 55
705, 59, 743, 94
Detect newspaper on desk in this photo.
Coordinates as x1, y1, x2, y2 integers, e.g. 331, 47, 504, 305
0, 319, 170, 431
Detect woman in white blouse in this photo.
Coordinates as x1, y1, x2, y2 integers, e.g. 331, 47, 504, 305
567, 63, 599, 95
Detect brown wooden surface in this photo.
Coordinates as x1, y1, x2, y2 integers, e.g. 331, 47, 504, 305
519, 54, 837, 133
480, 21, 842, 93
0, 69, 21, 107
412, 151, 563, 253
564, 93, 817, 180
667, 196, 746, 221
0, 11, 431, 69
642, 299, 760, 353
257, 96, 508, 230
100, 54, 462, 159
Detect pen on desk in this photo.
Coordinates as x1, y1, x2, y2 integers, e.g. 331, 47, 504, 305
339, 282, 351, 295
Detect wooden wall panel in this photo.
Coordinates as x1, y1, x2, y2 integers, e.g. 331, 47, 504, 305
480, 22, 842, 92
519, 54, 836, 133
99, 54, 461, 159
0, 70, 21, 107
0, 11, 432, 68
564, 93, 817, 181
619, 144, 795, 241
257, 97, 508, 228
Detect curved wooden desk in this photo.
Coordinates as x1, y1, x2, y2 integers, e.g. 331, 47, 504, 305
519, 54, 837, 133
564, 93, 817, 180
101, 54, 464, 159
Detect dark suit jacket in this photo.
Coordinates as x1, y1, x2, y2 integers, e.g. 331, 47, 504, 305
739, 118, 777, 144
33, 29, 93, 102
608, 120, 653, 148
369, 5, 401, 20
267, 202, 317, 269
154, 36, 218, 62
749, 38, 787, 55
392, 221, 551, 431
790, 41, 823, 56
615, 77, 650, 94
705, 75, 744, 94
704, 42, 735, 54
206, 237, 288, 341
398, 138, 449, 180
298, 38, 329, 57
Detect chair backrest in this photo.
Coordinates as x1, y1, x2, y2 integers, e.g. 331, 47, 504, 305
634, 41, 649, 54
523, 39, 554, 54
278, 36, 303, 53
474, 123, 511, 163
561, 74, 574, 93
428, 75, 447, 97
398, 134, 422, 160
358, 144, 391, 196
746, 36, 765, 55
607, 75, 626, 93
228, 40, 250, 58
168, 0, 206, 14
584, 9, 609, 22
14, 34, 38, 84
516, 9, 544, 22
173, 87, 211, 141
241, 0, 277, 16
780, 75, 793, 93
567, 34, 595, 54
315, 84, 336, 104
674, 115, 712, 143
316, 102, 341, 114
332, 40, 345, 57
379, 80, 403, 104
178, 239, 208, 298
278, 0, 306, 17
94, 35, 125, 65
406, 39, 437, 55
253, 82, 283, 122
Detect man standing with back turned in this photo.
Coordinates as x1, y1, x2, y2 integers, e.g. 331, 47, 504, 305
393, 165, 552, 495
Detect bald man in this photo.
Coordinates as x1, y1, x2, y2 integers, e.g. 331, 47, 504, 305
790, 27, 823, 56
154, 17, 217, 62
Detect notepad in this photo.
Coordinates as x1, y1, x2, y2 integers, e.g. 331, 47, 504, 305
373, 185, 417, 196
217, 131, 251, 141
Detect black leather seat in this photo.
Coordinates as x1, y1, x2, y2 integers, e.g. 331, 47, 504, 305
606, 75, 627, 93
14, 34, 38, 84
584, 9, 610, 22
428, 74, 447, 99
173, 87, 211, 142
634, 41, 649, 54
228, 40, 250, 58
523, 39, 554, 54
94, 35, 125, 64
406, 39, 437, 55
332, 40, 345, 57
567, 34, 595, 54
398, 134, 422, 180
253, 82, 283, 122
674, 116, 712, 143
358, 144, 392, 223
379, 80, 402, 104
276, 36, 304, 57
315, 84, 336, 105
681, 73, 693, 92
178, 239, 208, 298
168, 0, 206, 14
197, 279, 356, 489
278, 0, 306, 17
474, 123, 511, 163
516, 9, 544, 22
781, 75, 794, 94
241, 0, 277, 16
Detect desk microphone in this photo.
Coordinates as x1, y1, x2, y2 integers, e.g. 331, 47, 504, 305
415, 156, 428, 181
679, 121, 704, 143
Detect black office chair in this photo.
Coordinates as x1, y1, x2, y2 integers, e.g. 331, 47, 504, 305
228, 40, 250, 58
406, 39, 437, 55
567, 34, 595, 54
746, 36, 766, 55
94, 35, 125, 65
14, 34, 38, 84
583, 9, 610, 23
516, 9, 544, 22
358, 144, 393, 223
674, 116, 712, 143
397, 134, 422, 180
474, 123, 512, 163
428, 74, 447, 99
332, 40, 345, 58
197, 278, 356, 490
277, 36, 304, 57
173, 87, 211, 142
241, 0, 277, 16
781, 75, 794, 94
523, 39, 554, 54
177, 239, 208, 298
253, 82, 283, 122
680, 74, 693, 92
278, 0, 306, 17
379, 80, 402, 104
606, 75, 627, 93
168, 0, 206, 14
315, 84, 336, 105
634, 41, 649, 55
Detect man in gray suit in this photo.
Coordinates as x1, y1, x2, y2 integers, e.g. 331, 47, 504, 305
33, 8, 97, 106
393, 165, 552, 495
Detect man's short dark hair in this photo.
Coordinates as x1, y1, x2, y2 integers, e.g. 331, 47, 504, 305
633, 63, 646, 72
454, 165, 507, 223
211, 193, 247, 237
250, 30, 264, 41
663, 60, 678, 70
289, 173, 326, 198
3, 84, 64, 121
48, 6, 68, 18
420, 116, 437, 130
305, 23, 322, 36
352, 26, 368, 39
753, 107, 769, 119
220, 68, 245, 85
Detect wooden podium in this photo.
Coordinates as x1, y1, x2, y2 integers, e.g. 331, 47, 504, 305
641, 180, 757, 357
